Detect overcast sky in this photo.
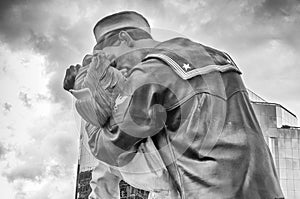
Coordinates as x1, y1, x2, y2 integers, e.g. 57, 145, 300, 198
0, 0, 300, 198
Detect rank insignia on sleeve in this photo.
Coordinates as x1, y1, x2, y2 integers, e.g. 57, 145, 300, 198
182, 63, 191, 71
143, 50, 241, 80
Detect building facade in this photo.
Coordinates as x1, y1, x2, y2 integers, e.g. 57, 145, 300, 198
75, 90, 300, 199
249, 90, 300, 199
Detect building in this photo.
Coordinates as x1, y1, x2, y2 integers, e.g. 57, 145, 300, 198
248, 90, 300, 199
75, 90, 300, 199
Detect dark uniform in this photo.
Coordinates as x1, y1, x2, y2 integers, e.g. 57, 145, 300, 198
82, 37, 284, 199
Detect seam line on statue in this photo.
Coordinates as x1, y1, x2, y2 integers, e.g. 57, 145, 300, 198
165, 132, 185, 198
167, 90, 226, 111
226, 89, 248, 101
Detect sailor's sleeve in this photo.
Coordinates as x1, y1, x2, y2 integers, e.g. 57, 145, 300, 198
73, 55, 126, 127
87, 62, 168, 166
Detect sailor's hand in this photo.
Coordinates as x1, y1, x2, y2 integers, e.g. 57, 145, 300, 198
63, 64, 81, 91
84, 52, 112, 93
82, 54, 93, 67
90, 52, 111, 77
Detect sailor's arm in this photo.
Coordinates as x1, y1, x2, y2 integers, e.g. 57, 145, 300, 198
86, 61, 168, 166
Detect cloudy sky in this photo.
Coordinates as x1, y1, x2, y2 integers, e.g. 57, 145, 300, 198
0, 0, 299, 198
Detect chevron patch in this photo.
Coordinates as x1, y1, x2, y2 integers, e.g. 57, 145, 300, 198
144, 51, 241, 80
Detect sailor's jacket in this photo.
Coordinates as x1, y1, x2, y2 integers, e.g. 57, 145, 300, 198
77, 37, 284, 199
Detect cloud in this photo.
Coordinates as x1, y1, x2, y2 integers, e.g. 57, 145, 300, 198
0, 0, 95, 106
3, 163, 44, 182
0, 0, 38, 43
15, 192, 27, 199
3, 108, 79, 177
256, 0, 300, 17
26, 178, 75, 199
0, 0, 169, 106
249, 0, 300, 51
18, 92, 32, 108
1, 103, 79, 198
0, 142, 8, 159
0, 19, 80, 196
0, 0, 22, 33
3, 102, 12, 112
